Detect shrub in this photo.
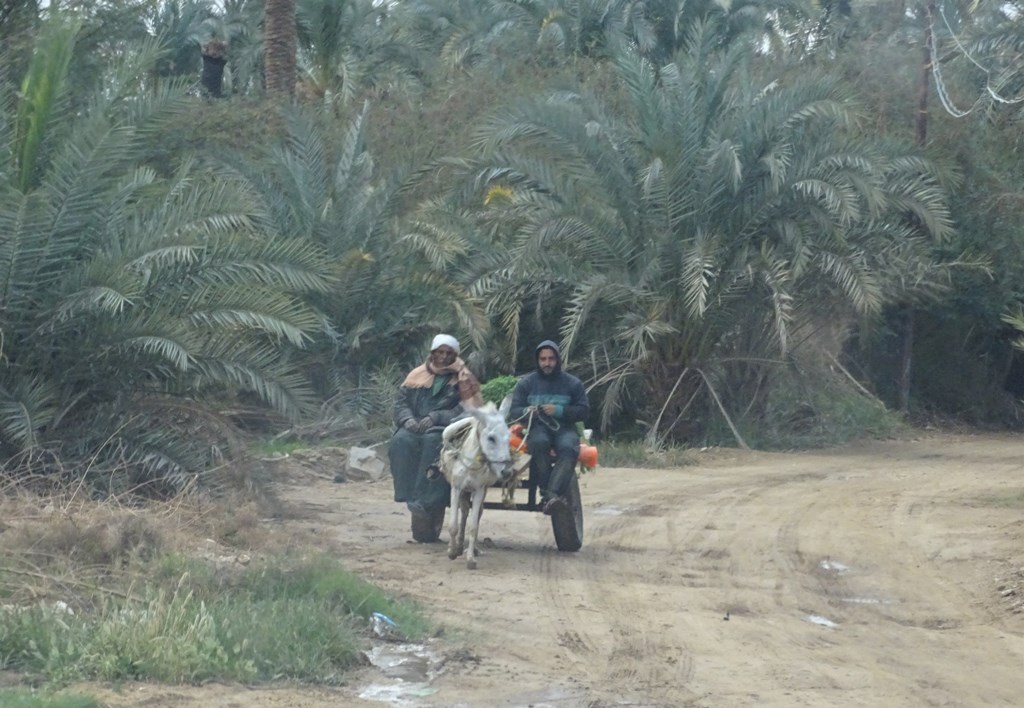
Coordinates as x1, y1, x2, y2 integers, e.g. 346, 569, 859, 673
728, 365, 906, 450
480, 375, 518, 405
0, 554, 430, 685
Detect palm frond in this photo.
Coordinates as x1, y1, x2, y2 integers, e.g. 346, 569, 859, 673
816, 250, 883, 315
53, 286, 135, 321
0, 191, 51, 313
0, 376, 58, 451
187, 303, 315, 347
680, 230, 720, 319
191, 341, 317, 423
119, 335, 194, 371
13, 15, 80, 192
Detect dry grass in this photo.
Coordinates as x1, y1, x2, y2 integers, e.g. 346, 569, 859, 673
0, 470, 279, 610
0, 453, 429, 689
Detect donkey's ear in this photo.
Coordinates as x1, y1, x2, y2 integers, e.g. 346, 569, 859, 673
498, 395, 512, 420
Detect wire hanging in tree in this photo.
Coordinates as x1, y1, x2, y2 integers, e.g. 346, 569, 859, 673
929, 4, 1024, 120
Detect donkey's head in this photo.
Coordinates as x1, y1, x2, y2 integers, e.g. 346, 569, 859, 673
467, 396, 513, 480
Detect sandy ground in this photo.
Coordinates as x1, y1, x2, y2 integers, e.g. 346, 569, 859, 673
81, 431, 1024, 707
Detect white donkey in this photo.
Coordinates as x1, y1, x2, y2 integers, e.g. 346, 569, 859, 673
439, 396, 525, 569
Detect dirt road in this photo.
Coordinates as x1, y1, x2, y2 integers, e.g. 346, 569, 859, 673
91, 432, 1024, 707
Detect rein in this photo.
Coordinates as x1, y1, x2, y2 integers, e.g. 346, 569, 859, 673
447, 418, 507, 472
513, 406, 559, 446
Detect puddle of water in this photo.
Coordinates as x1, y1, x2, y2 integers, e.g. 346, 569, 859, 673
504, 686, 588, 707
359, 642, 443, 706
592, 506, 625, 516
806, 614, 839, 628
818, 559, 850, 573
359, 682, 439, 706
840, 596, 895, 605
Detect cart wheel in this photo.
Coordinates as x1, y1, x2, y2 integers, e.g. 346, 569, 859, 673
411, 505, 446, 543
551, 475, 583, 552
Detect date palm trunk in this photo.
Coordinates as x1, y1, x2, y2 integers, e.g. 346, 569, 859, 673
896, 0, 936, 414
264, 0, 296, 99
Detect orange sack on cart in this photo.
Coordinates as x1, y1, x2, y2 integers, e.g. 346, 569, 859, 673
509, 423, 598, 469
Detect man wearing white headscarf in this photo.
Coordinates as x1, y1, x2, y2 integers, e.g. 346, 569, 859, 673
388, 334, 482, 542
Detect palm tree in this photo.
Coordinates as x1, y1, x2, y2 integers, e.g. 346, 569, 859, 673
264, 0, 296, 98
534, 0, 629, 58
450, 28, 953, 439
296, 0, 421, 106
811, 0, 1019, 412
221, 103, 488, 415
394, 0, 537, 75
0, 17, 333, 492
535, 0, 805, 62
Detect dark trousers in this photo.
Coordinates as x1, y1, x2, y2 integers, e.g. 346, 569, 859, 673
388, 428, 450, 510
526, 425, 579, 499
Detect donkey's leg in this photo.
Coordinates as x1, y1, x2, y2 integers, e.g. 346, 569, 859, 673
447, 484, 462, 560
456, 493, 470, 559
465, 488, 486, 570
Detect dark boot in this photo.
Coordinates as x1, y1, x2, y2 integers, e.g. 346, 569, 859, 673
531, 454, 554, 503
542, 457, 577, 515
549, 456, 577, 497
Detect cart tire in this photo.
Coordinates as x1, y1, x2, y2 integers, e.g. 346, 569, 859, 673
551, 475, 583, 552
411, 505, 446, 543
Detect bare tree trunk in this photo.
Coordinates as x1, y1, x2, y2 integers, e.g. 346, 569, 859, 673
264, 0, 296, 99
914, 1, 933, 146
897, 0, 935, 414
897, 305, 914, 412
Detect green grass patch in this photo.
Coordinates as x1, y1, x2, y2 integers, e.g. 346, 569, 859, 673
0, 554, 430, 686
249, 438, 311, 457
595, 440, 694, 469
0, 689, 98, 708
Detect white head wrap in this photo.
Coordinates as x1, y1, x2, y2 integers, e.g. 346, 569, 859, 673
430, 333, 460, 355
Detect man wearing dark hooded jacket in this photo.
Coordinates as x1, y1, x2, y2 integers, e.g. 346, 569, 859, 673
510, 340, 589, 514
